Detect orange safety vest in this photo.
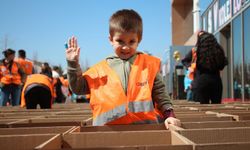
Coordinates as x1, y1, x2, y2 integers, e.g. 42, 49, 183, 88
83, 54, 163, 126
188, 47, 197, 80
59, 77, 69, 87
85, 94, 90, 99
15, 58, 33, 75
21, 74, 54, 107
0, 61, 22, 85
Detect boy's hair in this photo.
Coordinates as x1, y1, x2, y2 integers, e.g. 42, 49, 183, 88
109, 9, 143, 42
18, 49, 26, 58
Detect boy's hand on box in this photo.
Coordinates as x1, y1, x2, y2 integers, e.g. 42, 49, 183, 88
164, 117, 181, 129
66, 36, 80, 61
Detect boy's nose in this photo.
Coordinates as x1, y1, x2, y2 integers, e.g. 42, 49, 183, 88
122, 45, 130, 51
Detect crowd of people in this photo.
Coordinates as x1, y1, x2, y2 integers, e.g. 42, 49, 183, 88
0, 49, 86, 108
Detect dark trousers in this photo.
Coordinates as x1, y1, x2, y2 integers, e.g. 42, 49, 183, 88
192, 74, 222, 104
54, 78, 65, 103
25, 86, 51, 109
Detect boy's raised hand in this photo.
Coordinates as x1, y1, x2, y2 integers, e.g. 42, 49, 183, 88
66, 36, 80, 61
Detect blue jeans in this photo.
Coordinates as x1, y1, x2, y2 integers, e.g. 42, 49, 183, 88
0, 84, 22, 106
186, 88, 193, 101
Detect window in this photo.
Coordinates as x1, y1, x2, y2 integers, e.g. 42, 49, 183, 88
243, 6, 250, 100
232, 15, 242, 99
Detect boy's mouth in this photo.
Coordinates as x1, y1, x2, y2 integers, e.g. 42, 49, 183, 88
121, 52, 129, 55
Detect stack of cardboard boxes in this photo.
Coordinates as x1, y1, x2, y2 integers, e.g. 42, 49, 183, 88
1, 101, 250, 150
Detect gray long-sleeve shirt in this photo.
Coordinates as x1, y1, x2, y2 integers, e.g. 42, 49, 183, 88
67, 52, 173, 114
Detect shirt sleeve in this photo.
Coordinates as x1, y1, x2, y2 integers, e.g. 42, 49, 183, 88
67, 60, 90, 95
152, 72, 175, 118
181, 49, 192, 69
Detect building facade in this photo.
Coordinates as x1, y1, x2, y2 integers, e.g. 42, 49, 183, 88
165, 0, 195, 99
201, 0, 250, 101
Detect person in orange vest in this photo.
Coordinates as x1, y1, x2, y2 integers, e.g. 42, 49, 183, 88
21, 74, 53, 109
16, 49, 34, 75
65, 9, 180, 128
0, 49, 26, 106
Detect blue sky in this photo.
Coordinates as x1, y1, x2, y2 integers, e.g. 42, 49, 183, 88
0, 0, 212, 70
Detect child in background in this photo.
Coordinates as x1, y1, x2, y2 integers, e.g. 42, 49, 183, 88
66, 9, 180, 128
184, 70, 193, 101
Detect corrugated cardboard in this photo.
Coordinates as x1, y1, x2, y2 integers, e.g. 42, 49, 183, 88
36, 130, 192, 149
194, 142, 250, 150
182, 121, 250, 129
178, 115, 232, 122
68, 131, 186, 147
34, 134, 62, 150
75, 124, 166, 132
0, 134, 58, 150
29, 117, 90, 123
7, 117, 92, 128
179, 127, 250, 150
0, 126, 73, 135
8, 121, 82, 128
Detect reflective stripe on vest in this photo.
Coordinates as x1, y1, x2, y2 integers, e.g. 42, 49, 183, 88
93, 104, 127, 126
93, 100, 155, 125
85, 53, 162, 126
128, 100, 154, 113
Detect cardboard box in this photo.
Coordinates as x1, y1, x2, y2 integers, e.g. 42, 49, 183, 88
181, 120, 250, 129
0, 126, 74, 135
221, 112, 250, 121
215, 111, 250, 121
178, 115, 233, 122
0, 119, 25, 124
0, 119, 29, 128
7, 117, 92, 128
176, 113, 216, 118
188, 107, 246, 111
0, 134, 58, 150
179, 127, 250, 150
8, 121, 82, 128
43, 115, 91, 119
175, 112, 212, 115
72, 124, 167, 133
36, 130, 193, 150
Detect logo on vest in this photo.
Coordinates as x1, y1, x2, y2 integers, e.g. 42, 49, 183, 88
136, 80, 148, 86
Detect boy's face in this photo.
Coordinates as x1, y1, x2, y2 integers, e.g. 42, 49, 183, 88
109, 31, 139, 60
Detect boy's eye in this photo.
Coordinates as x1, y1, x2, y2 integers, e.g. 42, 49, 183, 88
130, 40, 136, 44
116, 39, 124, 44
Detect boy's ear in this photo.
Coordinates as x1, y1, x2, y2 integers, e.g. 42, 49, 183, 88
109, 35, 113, 45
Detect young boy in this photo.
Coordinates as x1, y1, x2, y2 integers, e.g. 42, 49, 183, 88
66, 9, 180, 128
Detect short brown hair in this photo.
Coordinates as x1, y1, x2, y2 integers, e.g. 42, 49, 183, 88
109, 9, 143, 42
